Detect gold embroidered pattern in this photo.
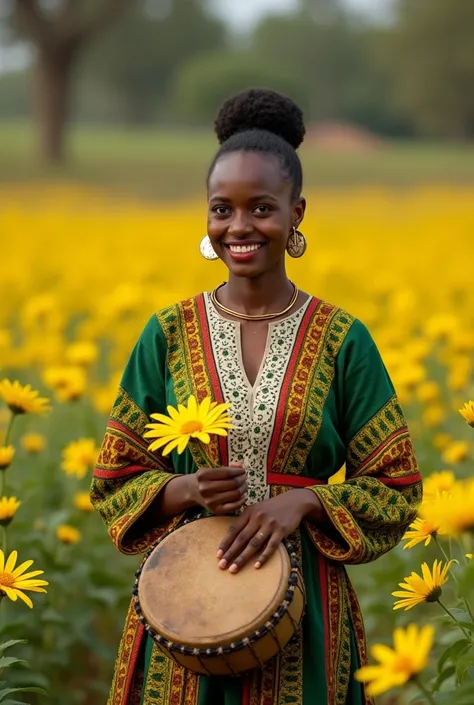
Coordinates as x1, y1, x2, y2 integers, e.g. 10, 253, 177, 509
107, 599, 144, 705
347, 396, 417, 478
270, 304, 354, 475
157, 299, 221, 469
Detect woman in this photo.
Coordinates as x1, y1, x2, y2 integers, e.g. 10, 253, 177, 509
91, 89, 422, 705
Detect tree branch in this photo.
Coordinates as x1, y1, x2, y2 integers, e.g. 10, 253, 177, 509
14, 0, 53, 46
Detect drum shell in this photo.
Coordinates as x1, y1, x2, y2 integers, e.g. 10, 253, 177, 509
135, 516, 306, 676
153, 572, 305, 676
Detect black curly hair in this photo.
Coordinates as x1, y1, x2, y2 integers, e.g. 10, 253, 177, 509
208, 88, 306, 200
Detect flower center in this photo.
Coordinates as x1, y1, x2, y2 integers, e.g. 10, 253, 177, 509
426, 586, 442, 603
393, 655, 415, 674
180, 420, 204, 435
0, 572, 15, 588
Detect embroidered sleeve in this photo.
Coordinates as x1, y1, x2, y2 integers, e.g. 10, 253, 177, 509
90, 315, 184, 555
305, 319, 422, 564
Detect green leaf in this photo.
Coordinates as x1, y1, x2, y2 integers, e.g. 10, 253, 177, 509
437, 638, 471, 674
0, 687, 47, 700
0, 643, 25, 656
433, 665, 455, 692
1, 700, 31, 705
0, 658, 27, 670
456, 653, 474, 684
437, 682, 474, 705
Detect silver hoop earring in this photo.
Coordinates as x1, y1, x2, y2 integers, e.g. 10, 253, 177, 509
200, 235, 219, 261
287, 227, 307, 258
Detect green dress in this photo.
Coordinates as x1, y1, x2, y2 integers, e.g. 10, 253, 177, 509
91, 293, 422, 705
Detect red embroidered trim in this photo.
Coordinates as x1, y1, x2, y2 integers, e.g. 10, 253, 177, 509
267, 472, 325, 487
379, 472, 422, 487
195, 294, 228, 466
93, 464, 146, 479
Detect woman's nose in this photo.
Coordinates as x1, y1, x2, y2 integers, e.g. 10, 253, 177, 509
228, 212, 253, 236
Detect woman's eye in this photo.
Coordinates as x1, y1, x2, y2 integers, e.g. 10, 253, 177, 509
254, 205, 272, 214
212, 206, 230, 216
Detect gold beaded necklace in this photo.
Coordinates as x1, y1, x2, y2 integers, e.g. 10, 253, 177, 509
210, 282, 299, 321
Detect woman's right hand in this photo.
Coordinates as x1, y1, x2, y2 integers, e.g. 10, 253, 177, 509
189, 463, 247, 515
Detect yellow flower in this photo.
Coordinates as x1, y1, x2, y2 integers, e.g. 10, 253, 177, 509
0, 446, 15, 470
56, 525, 81, 544
329, 465, 346, 485
144, 395, 233, 456
433, 433, 452, 451
0, 549, 48, 608
392, 559, 454, 611
442, 441, 469, 465
459, 401, 474, 428
65, 341, 99, 367
74, 492, 94, 513
0, 379, 51, 416
466, 554, 473, 560
416, 381, 440, 404
43, 365, 86, 402
421, 405, 445, 428
21, 432, 46, 454
423, 477, 474, 536
355, 623, 434, 696
0, 497, 21, 526
423, 470, 456, 499
402, 517, 443, 549
61, 438, 99, 479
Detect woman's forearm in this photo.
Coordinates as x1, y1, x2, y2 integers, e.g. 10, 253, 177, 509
157, 474, 199, 518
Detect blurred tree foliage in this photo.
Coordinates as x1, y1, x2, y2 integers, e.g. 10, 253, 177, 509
1, 0, 474, 141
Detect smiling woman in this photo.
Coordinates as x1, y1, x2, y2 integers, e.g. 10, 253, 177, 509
91, 88, 422, 705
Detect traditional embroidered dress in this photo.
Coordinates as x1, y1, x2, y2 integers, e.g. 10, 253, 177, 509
91, 294, 422, 705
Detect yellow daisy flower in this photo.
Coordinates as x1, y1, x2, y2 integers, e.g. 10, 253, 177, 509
329, 465, 346, 485
0, 446, 15, 470
65, 341, 99, 367
21, 432, 46, 454
466, 554, 473, 560
423, 478, 474, 536
423, 470, 456, 499
0, 379, 51, 416
402, 517, 443, 549
459, 401, 474, 427
442, 440, 469, 465
0, 497, 21, 527
355, 623, 434, 696
0, 549, 48, 608
57, 525, 81, 544
392, 559, 454, 611
61, 438, 99, 479
433, 433, 452, 451
43, 365, 86, 403
144, 395, 233, 456
74, 492, 94, 513
416, 381, 440, 404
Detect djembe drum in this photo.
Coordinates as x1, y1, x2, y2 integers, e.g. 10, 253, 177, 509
133, 515, 305, 676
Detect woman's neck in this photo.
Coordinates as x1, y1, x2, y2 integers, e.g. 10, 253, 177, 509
218, 272, 295, 317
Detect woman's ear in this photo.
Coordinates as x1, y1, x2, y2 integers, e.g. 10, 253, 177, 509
293, 197, 306, 228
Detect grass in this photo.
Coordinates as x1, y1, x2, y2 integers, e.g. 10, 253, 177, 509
1, 121, 474, 200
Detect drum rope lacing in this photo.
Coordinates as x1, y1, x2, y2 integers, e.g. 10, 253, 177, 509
132, 514, 305, 674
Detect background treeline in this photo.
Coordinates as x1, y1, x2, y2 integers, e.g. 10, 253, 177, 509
1, 0, 474, 141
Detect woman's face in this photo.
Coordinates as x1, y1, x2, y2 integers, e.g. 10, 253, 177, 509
207, 151, 305, 278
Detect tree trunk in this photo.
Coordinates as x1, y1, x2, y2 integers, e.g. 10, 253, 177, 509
33, 44, 78, 164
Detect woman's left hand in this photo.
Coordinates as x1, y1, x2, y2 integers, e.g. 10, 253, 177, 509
216, 489, 323, 573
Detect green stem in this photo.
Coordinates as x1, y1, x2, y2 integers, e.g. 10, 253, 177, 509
438, 598, 474, 644
3, 412, 15, 448
435, 537, 457, 582
413, 677, 437, 705
435, 537, 474, 621
1, 527, 6, 556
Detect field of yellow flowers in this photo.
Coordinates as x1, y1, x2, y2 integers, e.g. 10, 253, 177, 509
0, 183, 473, 704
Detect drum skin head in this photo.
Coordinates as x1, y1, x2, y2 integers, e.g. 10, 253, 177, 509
138, 516, 290, 648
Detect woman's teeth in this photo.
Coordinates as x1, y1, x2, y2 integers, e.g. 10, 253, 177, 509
228, 244, 262, 253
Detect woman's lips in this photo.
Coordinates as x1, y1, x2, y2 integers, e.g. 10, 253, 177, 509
224, 242, 265, 262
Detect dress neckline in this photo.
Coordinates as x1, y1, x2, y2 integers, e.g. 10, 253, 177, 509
205, 290, 312, 326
